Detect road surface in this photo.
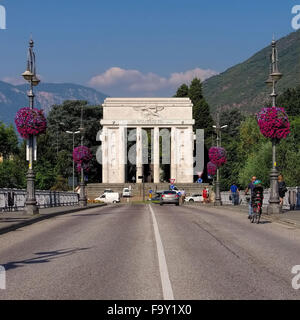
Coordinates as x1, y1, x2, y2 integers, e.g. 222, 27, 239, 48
0, 204, 300, 300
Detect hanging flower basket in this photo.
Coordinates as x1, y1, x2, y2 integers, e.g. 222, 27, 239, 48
207, 161, 217, 176
209, 146, 227, 168
73, 146, 93, 172
15, 107, 47, 139
256, 107, 290, 140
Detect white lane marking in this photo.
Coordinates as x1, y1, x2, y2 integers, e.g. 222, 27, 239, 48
149, 204, 174, 300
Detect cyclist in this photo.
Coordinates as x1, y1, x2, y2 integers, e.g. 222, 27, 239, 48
251, 180, 264, 218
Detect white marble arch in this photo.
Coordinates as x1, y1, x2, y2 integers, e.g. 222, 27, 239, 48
100, 98, 196, 184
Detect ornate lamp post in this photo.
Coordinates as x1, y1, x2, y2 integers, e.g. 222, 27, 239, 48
22, 39, 41, 215
66, 130, 80, 191
78, 106, 87, 207
265, 39, 283, 214
212, 113, 228, 206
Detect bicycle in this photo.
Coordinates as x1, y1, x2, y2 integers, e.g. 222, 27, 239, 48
251, 199, 262, 224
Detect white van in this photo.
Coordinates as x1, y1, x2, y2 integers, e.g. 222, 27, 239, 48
95, 192, 120, 204
122, 188, 131, 197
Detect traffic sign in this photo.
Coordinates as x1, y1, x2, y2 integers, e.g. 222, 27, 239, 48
197, 178, 203, 184
169, 179, 175, 184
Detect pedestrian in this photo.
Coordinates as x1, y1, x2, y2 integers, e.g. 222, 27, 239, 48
288, 189, 297, 211
278, 174, 288, 206
230, 183, 239, 205
202, 187, 209, 203
245, 176, 257, 219
7, 189, 15, 212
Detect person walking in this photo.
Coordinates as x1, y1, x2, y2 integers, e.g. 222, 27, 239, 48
278, 174, 287, 207
245, 176, 257, 219
7, 189, 15, 212
230, 183, 239, 205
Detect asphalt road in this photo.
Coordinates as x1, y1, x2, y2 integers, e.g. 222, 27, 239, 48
0, 203, 300, 300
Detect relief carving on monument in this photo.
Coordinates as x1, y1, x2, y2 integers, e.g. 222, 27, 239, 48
133, 105, 165, 120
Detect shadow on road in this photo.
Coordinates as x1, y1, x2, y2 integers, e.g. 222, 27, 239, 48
3, 247, 92, 271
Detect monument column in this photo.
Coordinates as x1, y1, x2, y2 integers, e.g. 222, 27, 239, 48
136, 126, 143, 183
101, 126, 108, 183
153, 127, 160, 183
171, 126, 177, 181
118, 126, 126, 183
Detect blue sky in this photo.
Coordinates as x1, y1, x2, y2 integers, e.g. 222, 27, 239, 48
0, 0, 298, 96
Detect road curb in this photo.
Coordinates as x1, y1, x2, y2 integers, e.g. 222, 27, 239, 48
187, 204, 300, 229
0, 204, 107, 236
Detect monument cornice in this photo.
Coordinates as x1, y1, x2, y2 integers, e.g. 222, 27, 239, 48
100, 119, 195, 126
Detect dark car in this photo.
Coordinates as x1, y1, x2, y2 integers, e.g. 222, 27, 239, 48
160, 190, 179, 206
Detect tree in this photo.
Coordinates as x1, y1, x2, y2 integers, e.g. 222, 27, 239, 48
0, 122, 19, 159
277, 86, 300, 117
174, 84, 189, 97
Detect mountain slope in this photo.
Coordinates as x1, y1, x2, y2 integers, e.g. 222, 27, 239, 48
203, 30, 300, 114
0, 82, 108, 124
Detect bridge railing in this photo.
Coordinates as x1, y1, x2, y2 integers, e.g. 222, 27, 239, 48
0, 189, 79, 212
221, 187, 299, 210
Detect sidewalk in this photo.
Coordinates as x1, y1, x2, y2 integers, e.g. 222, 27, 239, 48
0, 204, 106, 235
187, 203, 300, 228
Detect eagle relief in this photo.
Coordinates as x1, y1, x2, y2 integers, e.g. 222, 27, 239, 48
133, 105, 165, 120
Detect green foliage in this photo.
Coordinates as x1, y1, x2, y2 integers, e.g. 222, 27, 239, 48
51, 176, 69, 191
238, 142, 272, 189
0, 122, 19, 159
277, 85, 300, 117
175, 78, 214, 136
174, 84, 189, 97
0, 159, 26, 188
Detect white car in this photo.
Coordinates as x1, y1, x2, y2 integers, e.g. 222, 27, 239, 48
185, 194, 203, 203
95, 192, 120, 203
122, 188, 131, 197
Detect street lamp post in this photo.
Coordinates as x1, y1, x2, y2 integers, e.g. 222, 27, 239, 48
212, 113, 228, 206
66, 130, 80, 191
265, 39, 283, 214
79, 106, 87, 207
22, 39, 41, 215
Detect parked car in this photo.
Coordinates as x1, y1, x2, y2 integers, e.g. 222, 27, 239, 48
185, 194, 203, 203
122, 188, 131, 197
151, 191, 163, 202
171, 186, 186, 196
160, 190, 180, 206
95, 192, 120, 203
103, 189, 114, 194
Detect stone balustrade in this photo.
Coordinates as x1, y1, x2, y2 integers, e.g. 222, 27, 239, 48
221, 188, 299, 210
0, 189, 79, 212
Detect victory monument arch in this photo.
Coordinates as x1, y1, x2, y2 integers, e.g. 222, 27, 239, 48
100, 98, 196, 184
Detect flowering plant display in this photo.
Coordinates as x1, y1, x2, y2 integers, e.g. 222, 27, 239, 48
15, 107, 47, 139
256, 107, 290, 140
209, 146, 227, 168
207, 161, 217, 176
73, 146, 93, 172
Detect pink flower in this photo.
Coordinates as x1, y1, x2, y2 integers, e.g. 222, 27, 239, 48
15, 107, 47, 139
257, 107, 290, 140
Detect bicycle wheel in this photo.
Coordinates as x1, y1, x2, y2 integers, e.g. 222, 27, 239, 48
251, 206, 256, 223
256, 207, 262, 224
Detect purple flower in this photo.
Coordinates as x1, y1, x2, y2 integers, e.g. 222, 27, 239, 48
256, 107, 290, 140
15, 107, 47, 139
207, 162, 217, 176
209, 147, 227, 168
73, 146, 93, 172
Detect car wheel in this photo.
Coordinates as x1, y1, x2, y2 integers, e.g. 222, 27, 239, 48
113, 200, 117, 204
189, 199, 194, 202
160, 203, 163, 206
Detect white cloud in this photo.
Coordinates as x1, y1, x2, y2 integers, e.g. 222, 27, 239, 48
89, 67, 218, 96
2, 74, 44, 86
2, 77, 27, 86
